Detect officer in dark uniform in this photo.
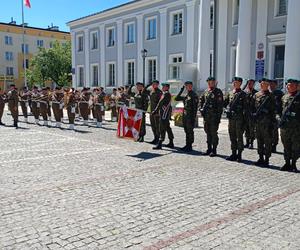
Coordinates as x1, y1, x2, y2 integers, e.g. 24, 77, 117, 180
244, 79, 258, 149
152, 83, 174, 150
128, 82, 149, 142
224, 77, 247, 162
269, 79, 284, 153
175, 81, 199, 152
145, 80, 162, 144
199, 77, 224, 157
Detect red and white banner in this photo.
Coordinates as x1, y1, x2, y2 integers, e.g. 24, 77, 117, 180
117, 105, 143, 141
24, 0, 31, 8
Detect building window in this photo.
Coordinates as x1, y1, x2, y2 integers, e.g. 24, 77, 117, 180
23, 59, 29, 69
276, 0, 288, 16
5, 52, 13, 61
233, 0, 239, 25
77, 66, 84, 87
5, 36, 13, 45
146, 17, 157, 40
91, 31, 98, 50
91, 64, 99, 86
210, 3, 214, 29
6, 67, 14, 76
77, 35, 84, 52
37, 40, 44, 47
147, 58, 157, 84
126, 60, 135, 85
126, 23, 135, 44
169, 55, 183, 80
210, 50, 214, 76
21, 44, 29, 54
171, 11, 183, 35
107, 63, 116, 86
107, 28, 115, 47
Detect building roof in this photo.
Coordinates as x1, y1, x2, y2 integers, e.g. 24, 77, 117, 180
67, 0, 140, 25
0, 22, 70, 34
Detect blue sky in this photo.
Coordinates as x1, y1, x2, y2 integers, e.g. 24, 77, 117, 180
1, 0, 132, 32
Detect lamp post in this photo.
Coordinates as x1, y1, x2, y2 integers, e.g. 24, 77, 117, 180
141, 49, 148, 85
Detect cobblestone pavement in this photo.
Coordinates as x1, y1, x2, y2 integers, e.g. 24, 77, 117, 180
0, 110, 299, 250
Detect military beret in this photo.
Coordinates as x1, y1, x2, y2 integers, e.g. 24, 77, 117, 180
113, 88, 117, 91
152, 80, 159, 84
136, 82, 144, 86
286, 78, 300, 84
55, 87, 62, 90
184, 81, 193, 85
207, 76, 216, 81
161, 82, 170, 87
10, 84, 16, 87
247, 79, 255, 82
232, 77, 243, 82
259, 78, 271, 83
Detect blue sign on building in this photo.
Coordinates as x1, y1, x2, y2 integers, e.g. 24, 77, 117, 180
255, 60, 265, 81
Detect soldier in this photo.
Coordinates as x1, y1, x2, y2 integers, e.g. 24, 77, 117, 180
39, 87, 50, 126
279, 79, 300, 172
252, 78, 276, 167
199, 77, 224, 157
152, 83, 174, 150
144, 80, 163, 144
78, 87, 91, 125
7, 84, 19, 128
175, 81, 199, 152
110, 88, 118, 121
51, 87, 64, 128
66, 88, 77, 130
19, 87, 30, 123
269, 79, 284, 153
93, 88, 105, 128
0, 88, 6, 125
123, 85, 130, 106
31, 86, 40, 124
46, 87, 52, 119
224, 77, 247, 162
128, 82, 149, 142
244, 79, 258, 149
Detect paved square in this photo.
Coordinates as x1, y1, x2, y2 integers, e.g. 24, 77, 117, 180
0, 111, 299, 250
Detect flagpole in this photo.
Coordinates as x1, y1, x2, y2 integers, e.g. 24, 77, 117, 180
21, 0, 27, 87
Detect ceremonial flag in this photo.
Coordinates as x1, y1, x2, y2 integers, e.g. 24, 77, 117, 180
117, 105, 143, 141
24, 0, 31, 8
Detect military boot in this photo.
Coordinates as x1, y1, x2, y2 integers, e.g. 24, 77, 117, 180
264, 157, 270, 167
165, 139, 174, 149
280, 160, 291, 172
226, 151, 237, 161
203, 145, 212, 156
255, 155, 265, 166
291, 159, 298, 173
137, 136, 144, 143
150, 137, 159, 145
237, 151, 243, 162
153, 140, 162, 150
209, 146, 217, 157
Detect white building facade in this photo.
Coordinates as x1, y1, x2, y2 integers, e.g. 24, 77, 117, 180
68, 0, 299, 92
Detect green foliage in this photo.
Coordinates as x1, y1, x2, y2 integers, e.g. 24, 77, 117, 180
25, 41, 72, 87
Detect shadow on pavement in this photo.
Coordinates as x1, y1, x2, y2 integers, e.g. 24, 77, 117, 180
126, 152, 164, 161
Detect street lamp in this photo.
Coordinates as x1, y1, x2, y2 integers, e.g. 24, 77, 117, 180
141, 49, 148, 85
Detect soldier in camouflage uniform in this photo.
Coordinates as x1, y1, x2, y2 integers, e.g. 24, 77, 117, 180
0, 88, 6, 125
224, 77, 247, 162
244, 79, 258, 149
39, 87, 50, 126
279, 79, 300, 172
144, 80, 162, 144
269, 79, 284, 153
199, 77, 224, 157
128, 82, 149, 142
253, 78, 276, 167
152, 83, 174, 150
175, 81, 199, 152
7, 84, 19, 128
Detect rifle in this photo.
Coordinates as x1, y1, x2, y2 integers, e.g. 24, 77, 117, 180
278, 92, 300, 128
252, 95, 270, 121
200, 91, 214, 117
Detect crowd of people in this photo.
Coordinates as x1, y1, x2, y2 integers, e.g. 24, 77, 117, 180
0, 76, 299, 172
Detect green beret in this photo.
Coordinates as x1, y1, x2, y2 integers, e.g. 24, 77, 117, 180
286, 78, 300, 84
136, 82, 144, 86
207, 76, 216, 81
161, 82, 170, 87
184, 81, 193, 85
152, 80, 159, 84
232, 77, 243, 82
259, 78, 271, 83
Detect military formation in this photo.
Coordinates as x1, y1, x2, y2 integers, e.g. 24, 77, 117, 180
0, 77, 299, 173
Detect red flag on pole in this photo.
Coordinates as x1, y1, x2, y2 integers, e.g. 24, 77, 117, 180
117, 106, 143, 141
24, 0, 31, 8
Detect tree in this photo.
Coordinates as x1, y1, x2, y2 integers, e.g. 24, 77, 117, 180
25, 41, 72, 87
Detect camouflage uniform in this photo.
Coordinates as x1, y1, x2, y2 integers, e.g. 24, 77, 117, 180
7, 87, 19, 128
253, 90, 276, 166
244, 88, 258, 148
175, 85, 199, 151
271, 89, 284, 152
0, 91, 6, 125
280, 91, 300, 172
200, 87, 224, 156
224, 89, 247, 161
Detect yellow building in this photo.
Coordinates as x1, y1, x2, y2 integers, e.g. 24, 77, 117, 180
0, 21, 70, 90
